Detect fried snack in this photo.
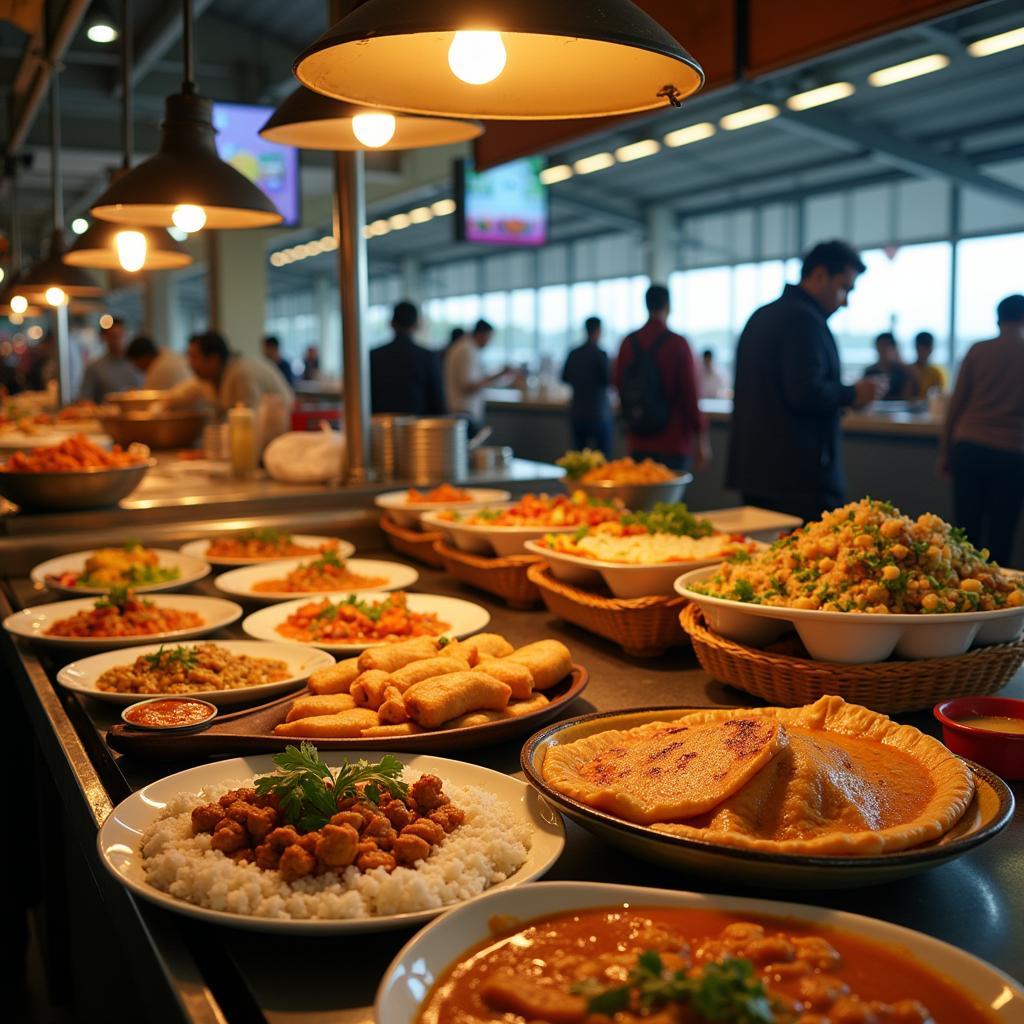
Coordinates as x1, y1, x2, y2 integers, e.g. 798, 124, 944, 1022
273, 707, 379, 738
446, 709, 504, 728
477, 658, 533, 699
505, 640, 573, 690
350, 670, 393, 710
389, 655, 470, 690
284, 693, 357, 722
361, 722, 425, 737
357, 634, 439, 674
307, 657, 361, 695
377, 686, 410, 724
404, 671, 512, 728
504, 692, 550, 716
448, 633, 515, 664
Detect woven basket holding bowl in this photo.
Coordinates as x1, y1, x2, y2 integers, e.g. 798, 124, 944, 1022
433, 541, 543, 609
379, 513, 446, 569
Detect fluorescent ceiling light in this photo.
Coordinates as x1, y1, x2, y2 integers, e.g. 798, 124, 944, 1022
86, 22, 117, 44
615, 139, 660, 162
663, 121, 715, 147
786, 81, 855, 111
868, 54, 949, 87
388, 213, 411, 230
573, 152, 615, 175
967, 26, 1024, 57
71, 217, 90, 235
431, 198, 456, 216
270, 253, 286, 266
409, 206, 434, 224
539, 164, 573, 185
370, 219, 392, 235
719, 103, 779, 131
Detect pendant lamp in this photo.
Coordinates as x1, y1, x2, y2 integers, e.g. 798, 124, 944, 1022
260, 86, 483, 150
21, 70, 102, 307
67, 0, 191, 269
294, 0, 704, 121
90, 0, 282, 230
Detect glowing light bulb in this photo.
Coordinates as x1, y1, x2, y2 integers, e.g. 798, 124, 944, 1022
0, 267, 5, 285
45, 286, 67, 307
351, 112, 397, 148
9, 313, 23, 325
10, 294, 28, 315
448, 31, 506, 85
116, 230, 147, 272
172, 204, 207, 233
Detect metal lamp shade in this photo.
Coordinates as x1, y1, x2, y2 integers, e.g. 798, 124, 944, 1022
260, 86, 483, 150
90, 91, 282, 228
21, 230, 104, 299
294, 0, 704, 120
64, 220, 192, 270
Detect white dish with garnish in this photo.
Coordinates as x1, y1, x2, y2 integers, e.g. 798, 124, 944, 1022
31, 547, 211, 595
213, 558, 420, 603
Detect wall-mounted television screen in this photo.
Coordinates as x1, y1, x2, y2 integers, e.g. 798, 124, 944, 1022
456, 156, 548, 247
212, 101, 300, 227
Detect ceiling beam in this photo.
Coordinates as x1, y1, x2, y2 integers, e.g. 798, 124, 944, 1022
549, 187, 645, 232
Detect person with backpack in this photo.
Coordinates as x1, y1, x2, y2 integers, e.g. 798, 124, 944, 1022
613, 284, 707, 473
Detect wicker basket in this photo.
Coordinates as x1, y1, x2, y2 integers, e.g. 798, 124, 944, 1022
379, 514, 446, 569
433, 541, 543, 609
528, 562, 689, 657
680, 603, 1024, 714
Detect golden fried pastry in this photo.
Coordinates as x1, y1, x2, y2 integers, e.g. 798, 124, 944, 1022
350, 670, 394, 710
389, 655, 470, 690
357, 635, 439, 674
448, 633, 515, 664
284, 693, 356, 722
404, 670, 512, 728
377, 686, 409, 724
503, 692, 549, 716
476, 658, 534, 699
273, 707, 379, 738
307, 657, 361, 695
360, 722, 425, 737
505, 640, 572, 690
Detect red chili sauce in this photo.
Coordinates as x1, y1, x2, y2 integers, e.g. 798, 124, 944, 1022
124, 699, 214, 729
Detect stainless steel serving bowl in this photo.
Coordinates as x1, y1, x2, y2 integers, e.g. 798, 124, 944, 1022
0, 458, 154, 511
569, 474, 693, 511
103, 389, 166, 412
100, 411, 207, 450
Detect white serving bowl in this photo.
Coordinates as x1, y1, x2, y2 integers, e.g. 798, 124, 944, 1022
421, 506, 586, 558
676, 565, 1024, 663
374, 488, 511, 530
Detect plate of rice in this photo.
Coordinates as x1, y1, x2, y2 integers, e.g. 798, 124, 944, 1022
676, 498, 1024, 662
97, 749, 565, 933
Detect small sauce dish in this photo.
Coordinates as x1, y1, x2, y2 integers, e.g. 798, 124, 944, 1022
934, 697, 1024, 780
122, 696, 218, 733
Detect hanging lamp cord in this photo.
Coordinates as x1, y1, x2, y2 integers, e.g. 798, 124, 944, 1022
122, 0, 133, 168
51, 68, 63, 234
182, 0, 196, 94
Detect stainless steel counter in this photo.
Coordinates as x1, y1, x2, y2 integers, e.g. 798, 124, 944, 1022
5, 520, 1023, 1023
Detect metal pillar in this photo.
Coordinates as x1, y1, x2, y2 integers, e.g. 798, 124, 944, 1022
334, 149, 370, 482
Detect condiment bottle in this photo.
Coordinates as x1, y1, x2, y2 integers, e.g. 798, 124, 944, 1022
229, 403, 258, 478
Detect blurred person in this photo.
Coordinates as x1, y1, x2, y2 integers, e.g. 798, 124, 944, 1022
78, 316, 141, 401
614, 284, 707, 473
442, 327, 465, 365
862, 332, 913, 401
726, 240, 886, 523
443, 318, 511, 433
302, 345, 320, 381
125, 336, 192, 391
370, 301, 446, 416
698, 348, 729, 400
263, 335, 294, 386
561, 316, 611, 456
941, 294, 1024, 566
911, 331, 948, 397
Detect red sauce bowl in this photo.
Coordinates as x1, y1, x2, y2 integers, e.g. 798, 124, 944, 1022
934, 697, 1024, 780
122, 696, 218, 733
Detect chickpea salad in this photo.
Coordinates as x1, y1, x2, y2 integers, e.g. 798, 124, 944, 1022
691, 498, 1024, 615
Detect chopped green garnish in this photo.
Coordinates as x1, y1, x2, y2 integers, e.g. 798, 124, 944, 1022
556, 448, 607, 480
732, 579, 756, 603
143, 645, 200, 670
621, 502, 714, 538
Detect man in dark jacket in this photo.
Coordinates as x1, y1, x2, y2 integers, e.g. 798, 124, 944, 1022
726, 240, 884, 523
370, 301, 446, 416
562, 316, 611, 456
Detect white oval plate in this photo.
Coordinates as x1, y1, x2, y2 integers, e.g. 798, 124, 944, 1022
56, 640, 334, 706
214, 558, 420, 603
241, 591, 490, 653
97, 752, 565, 935
676, 564, 1024, 663
31, 548, 211, 596
421, 506, 584, 558
524, 539, 764, 599
376, 881, 1024, 1023
375, 488, 512, 529
3, 594, 243, 651
180, 535, 355, 567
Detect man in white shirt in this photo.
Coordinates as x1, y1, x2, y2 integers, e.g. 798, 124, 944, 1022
442, 319, 510, 432
125, 336, 193, 391
698, 349, 730, 399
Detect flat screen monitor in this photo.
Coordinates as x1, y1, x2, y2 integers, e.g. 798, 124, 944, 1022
212, 101, 300, 227
456, 156, 548, 247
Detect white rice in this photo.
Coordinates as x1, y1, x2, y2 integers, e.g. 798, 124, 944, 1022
139, 774, 531, 920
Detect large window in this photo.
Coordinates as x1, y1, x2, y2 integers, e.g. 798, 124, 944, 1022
954, 232, 1024, 360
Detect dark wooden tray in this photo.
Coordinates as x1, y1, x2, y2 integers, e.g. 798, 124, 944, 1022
105, 664, 589, 760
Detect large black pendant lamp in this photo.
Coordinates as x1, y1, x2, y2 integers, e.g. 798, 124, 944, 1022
90, 0, 282, 230
67, 0, 191, 270
294, 0, 704, 121
260, 86, 483, 150
20, 70, 103, 307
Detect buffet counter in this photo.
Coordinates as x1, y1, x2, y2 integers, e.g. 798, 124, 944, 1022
4, 516, 1023, 1024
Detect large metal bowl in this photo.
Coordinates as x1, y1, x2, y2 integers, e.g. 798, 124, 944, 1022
104, 389, 166, 412
100, 411, 207, 450
0, 458, 155, 511
568, 474, 693, 510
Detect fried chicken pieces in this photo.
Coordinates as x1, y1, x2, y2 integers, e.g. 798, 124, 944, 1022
189, 774, 464, 882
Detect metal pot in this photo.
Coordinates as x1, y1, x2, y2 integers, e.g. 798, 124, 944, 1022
371, 414, 414, 481
470, 445, 514, 473
395, 417, 468, 484
104, 389, 166, 412
100, 411, 208, 450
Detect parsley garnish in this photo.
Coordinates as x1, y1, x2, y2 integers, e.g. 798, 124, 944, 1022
254, 742, 408, 833
95, 585, 145, 610
732, 579, 756, 603
143, 644, 200, 670
621, 502, 714, 538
